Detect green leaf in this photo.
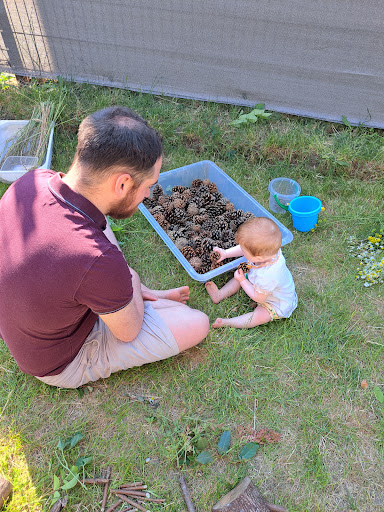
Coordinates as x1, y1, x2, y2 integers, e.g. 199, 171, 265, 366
57, 437, 70, 451
195, 451, 213, 464
75, 455, 93, 468
239, 442, 259, 460
53, 475, 60, 491
194, 437, 209, 451
217, 430, 231, 455
374, 386, 384, 404
51, 490, 61, 505
342, 115, 352, 127
57, 432, 84, 451
61, 476, 79, 490
69, 432, 84, 449
254, 103, 265, 109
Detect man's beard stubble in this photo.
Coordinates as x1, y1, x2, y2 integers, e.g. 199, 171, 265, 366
106, 188, 138, 220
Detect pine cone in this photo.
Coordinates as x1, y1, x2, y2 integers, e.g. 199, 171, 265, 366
191, 179, 203, 189
216, 218, 228, 231
152, 183, 163, 199
225, 201, 235, 211
182, 188, 193, 200
152, 212, 165, 225
149, 205, 165, 215
171, 191, 182, 201
211, 260, 224, 270
187, 203, 199, 217
222, 229, 233, 243
199, 264, 210, 275
193, 213, 209, 225
202, 178, 211, 186
173, 197, 186, 209
199, 192, 212, 207
201, 219, 216, 232
238, 262, 251, 273
175, 237, 189, 250
199, 184, 210, 195
158, 195, 170, 206
143, 197, 157, 209
172, 185, 187, 193
205, 204, 222, 217
207, 182, 218, 194
189, 256, 203, 270
181, 246, 195, 260
210, 250, 221, 263
202, 237, 215, 253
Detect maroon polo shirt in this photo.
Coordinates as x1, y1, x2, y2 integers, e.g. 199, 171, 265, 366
0, 169, 133, 377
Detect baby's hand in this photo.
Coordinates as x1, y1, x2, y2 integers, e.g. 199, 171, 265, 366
212, 246, 227, 263
234, 268, 246, 283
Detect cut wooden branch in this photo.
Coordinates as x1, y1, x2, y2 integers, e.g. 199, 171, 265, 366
120, 482, 143, 488
111, 489, 147, 497
116, 493, 148, 512
101, 466, 112, 512
0, 477, 13, 510
179, 474, 196, 512
212, 477, 287, 512
120, 484, 147, 490
83, 478, 109, 485
48, 496, 68, 512
105, 500, 123, 512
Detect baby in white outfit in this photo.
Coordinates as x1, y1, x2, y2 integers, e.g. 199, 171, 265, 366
205, 217, 297, 328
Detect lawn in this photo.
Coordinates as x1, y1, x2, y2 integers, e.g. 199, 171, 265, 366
0, 78, 383, 512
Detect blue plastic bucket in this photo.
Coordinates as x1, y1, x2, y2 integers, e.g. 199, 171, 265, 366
288, 196, 322, 232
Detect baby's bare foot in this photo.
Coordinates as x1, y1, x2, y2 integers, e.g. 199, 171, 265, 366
212, 318, 227, 328
205, 281, 221, 303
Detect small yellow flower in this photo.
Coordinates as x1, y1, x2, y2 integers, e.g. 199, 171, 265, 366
321, 207, 325, 211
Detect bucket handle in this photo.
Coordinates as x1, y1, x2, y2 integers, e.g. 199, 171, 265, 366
274, 194, 289, 211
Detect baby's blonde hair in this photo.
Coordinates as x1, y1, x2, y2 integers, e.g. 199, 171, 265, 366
235, 217, 282, 258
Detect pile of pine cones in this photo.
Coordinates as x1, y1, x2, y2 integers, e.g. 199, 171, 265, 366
143, 178, 254, 274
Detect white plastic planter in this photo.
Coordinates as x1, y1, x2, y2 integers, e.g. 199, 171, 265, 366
0, 120, 54, 184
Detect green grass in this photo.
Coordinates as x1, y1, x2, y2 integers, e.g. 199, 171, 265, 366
1, 78, 384, 511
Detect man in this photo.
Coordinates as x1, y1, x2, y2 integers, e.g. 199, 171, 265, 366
0, 106, 210, 388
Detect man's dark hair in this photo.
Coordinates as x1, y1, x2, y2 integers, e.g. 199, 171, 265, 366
74, 106, 163, 186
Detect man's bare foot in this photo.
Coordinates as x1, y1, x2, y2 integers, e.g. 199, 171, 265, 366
155, 286, 190, 304
205, 281, 221, 303
212, 317, 232, 328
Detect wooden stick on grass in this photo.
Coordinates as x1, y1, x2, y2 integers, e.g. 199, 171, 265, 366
116, 493, 148, 512
179, 474, 196, 512
101, 466, 112, 512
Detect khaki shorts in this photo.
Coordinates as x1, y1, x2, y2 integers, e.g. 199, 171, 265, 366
36, 303, 179, 389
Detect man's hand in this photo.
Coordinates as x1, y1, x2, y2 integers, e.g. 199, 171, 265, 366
234, 268, 246, 283
142, 290, 158, 301
212, 246, 227, 263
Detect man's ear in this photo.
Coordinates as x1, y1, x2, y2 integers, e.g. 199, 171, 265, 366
114, 173, 133, 197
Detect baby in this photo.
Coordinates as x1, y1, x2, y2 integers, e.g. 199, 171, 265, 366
205, 217, 297, 328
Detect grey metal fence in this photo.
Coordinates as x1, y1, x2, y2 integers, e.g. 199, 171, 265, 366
1, 0, 384, 128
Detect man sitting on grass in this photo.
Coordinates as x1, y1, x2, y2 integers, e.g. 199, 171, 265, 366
0, 106, 209, 388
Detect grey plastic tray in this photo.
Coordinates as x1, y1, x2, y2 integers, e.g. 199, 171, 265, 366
139, 160, 293, 282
